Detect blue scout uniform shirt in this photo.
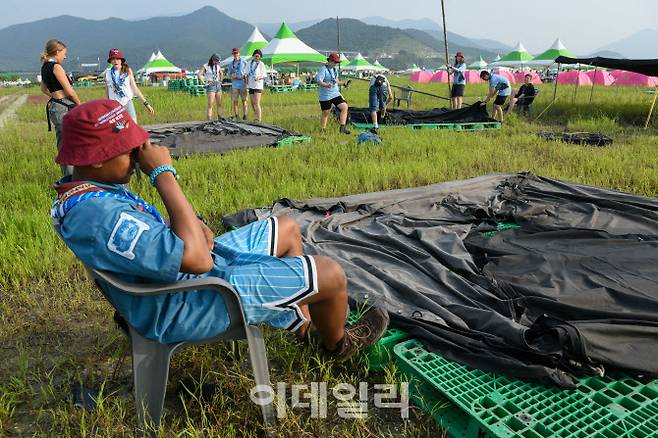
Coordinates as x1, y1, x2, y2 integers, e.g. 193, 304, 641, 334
227, 58, 247, 89
489, 73, 511, 96
53, 179, 231, 344
451, 63, 466, 85
315, 65, 341, 101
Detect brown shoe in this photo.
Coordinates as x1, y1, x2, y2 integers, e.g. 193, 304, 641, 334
330, 307, 389, 361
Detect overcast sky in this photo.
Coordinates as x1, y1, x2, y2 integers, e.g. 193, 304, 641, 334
2, 0, 657, 54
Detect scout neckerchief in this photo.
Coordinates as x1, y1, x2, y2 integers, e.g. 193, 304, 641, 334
249, 60, 261, 80
324, 65, 336, 83
51, 181, 165, 227
232, 58, 242, 78
110, 67, 127, 98
208, 63, 218, 81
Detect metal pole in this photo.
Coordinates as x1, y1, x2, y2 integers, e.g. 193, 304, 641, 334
572, 65, 579, 103
336, 17, 341, 78
645, 86, 658, 129
552, 63, 560, 101
589, 66, 597, 105
440, 0, 452, 98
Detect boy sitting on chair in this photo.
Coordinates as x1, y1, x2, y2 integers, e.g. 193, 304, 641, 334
51, 99, 389, 359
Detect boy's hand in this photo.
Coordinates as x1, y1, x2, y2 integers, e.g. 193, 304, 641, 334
199, 220, 215, 250
137, 140, 173, 175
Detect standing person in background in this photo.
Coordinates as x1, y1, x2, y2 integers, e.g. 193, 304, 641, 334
480, 70, 511, 122
247, 49, 266, 122
40, 38, 82, 175
368, 73, 393, 134
446, 52, 466, 109
227, 48, 248, 120
198, 54, 224, 121
316, 53, 350, 134
104, 48, 154, 123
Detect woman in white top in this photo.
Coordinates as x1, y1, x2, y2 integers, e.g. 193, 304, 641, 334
247, 49, 266, 122
198, 54, 224, 121
104, 48, 154, 122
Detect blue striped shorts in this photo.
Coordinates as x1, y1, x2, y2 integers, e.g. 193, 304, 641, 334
211, 216, 318, 331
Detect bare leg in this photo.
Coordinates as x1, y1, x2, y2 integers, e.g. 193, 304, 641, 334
456, 96, 463, 109
232, 91, 239, 118
215, 92, 223, 119
241, 91, 248, 118
297, 255, 348, 350
451, 97, 457, 109
337, 102, 348, 125
207, 91, 215, 120
253, 92, 262, 122
371, 110, 378, 127
320, 109, 330, 129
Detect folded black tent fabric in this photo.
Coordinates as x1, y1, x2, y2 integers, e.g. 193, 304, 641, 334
144, 120, 305, 157
346, 103, 496, 125
554, 56, 658, 77
223, 173, 658, 387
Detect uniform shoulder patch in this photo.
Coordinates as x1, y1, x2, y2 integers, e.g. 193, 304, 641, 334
107, 212, 150, 260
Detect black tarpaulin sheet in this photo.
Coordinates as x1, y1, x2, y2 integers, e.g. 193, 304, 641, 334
144, 120, 303, 156
555, 56, 658, 77
223, 173, 658, 387
346, 103, 496, 125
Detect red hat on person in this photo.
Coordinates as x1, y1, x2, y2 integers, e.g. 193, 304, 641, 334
232, 47, 240, 54
56, 100, 149, 166
107, 48, 126, 63
455, 51, 464, 58
327, 52, 341, 63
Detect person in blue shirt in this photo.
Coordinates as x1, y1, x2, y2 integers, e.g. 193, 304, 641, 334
227, 48, 248, 120
51, 99, 389, 360
480, 70, 511, 122
316, 53, 350, 134
446, 51, 466, 109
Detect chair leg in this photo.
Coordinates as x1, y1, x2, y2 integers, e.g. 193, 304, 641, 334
244, 325, 276, 430
129, 327, 179, 434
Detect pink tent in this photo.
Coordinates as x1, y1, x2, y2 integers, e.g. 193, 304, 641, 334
410, 71, 434, 83
430, 71, 449, 83
514, 71, 542, 84
586, 70, 615, 86
612, 71, 658, 86
557, 71, 593, 86
463, 70, 483, 83
493, 69, 516, 84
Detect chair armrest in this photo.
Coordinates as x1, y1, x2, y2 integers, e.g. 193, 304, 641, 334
88, 267, 237, 297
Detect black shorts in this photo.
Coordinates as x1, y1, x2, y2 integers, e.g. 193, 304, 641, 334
451, 84, 465, 97
248, 88, 262, 95
494, 95, 508, 106
319, 95, 346, 111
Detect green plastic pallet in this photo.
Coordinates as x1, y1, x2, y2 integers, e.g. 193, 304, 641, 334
275, 135, 312, 146
346, 312, 410, 371
394, 339, 658, 438
351, 122, 501, 131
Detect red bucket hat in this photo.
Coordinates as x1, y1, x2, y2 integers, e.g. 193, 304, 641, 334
327, 53, 341, 63
231, 47, 240, 54
107, 48, 125, 63
455, 51, 464, 58
56, 100, 149, 166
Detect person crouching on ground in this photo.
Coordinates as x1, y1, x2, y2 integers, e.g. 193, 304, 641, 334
227, 48, 248, 120
446, 51, 466, 109
198, 54, 224, 121
316, 53, 350, 134
368, 73, 393, 134
105, 48, 154, 123
51, 99, 389, 358
510, 73, 537, 116
247, 49, 266, 122
480, 70, 511, 122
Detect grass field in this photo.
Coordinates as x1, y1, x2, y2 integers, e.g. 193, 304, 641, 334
0, 77, 656, 437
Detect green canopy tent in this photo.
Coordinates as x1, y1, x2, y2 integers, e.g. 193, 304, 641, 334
490, 42, 533, 67
341, 53, 377, 72
373, 60, 390, 72
221, 26, 269, 66
137, 50, 182, 82
261, 22, 326, 65
467, 56, 488, 70
526, 38, 576, 66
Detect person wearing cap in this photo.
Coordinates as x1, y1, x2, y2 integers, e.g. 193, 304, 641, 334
39, 38, 82, 176
50, 99, 390, 359
316, 53, 350, 134
198, 54, 224, 121
480, 70, 511, 122
104, 48, 154, 122
226, 48, 248, 120
247, 49, 266, 122
446, 52, 466, 109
